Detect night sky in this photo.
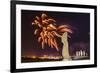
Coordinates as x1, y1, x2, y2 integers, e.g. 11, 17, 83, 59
21, 10, 90, 57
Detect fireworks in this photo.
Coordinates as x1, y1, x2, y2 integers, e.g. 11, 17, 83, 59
32, 13, 72, 51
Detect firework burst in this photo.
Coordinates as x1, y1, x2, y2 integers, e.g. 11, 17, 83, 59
32, 13, 72, 51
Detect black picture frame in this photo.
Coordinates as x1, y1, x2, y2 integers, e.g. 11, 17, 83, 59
10, 0, 97, 73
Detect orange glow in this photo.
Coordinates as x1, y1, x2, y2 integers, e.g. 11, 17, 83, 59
32, 56, 36, 58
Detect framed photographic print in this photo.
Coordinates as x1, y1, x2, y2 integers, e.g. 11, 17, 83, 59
10, 0, 97, 72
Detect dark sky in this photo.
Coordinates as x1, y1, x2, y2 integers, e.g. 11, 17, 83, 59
21, 10, 90, 57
